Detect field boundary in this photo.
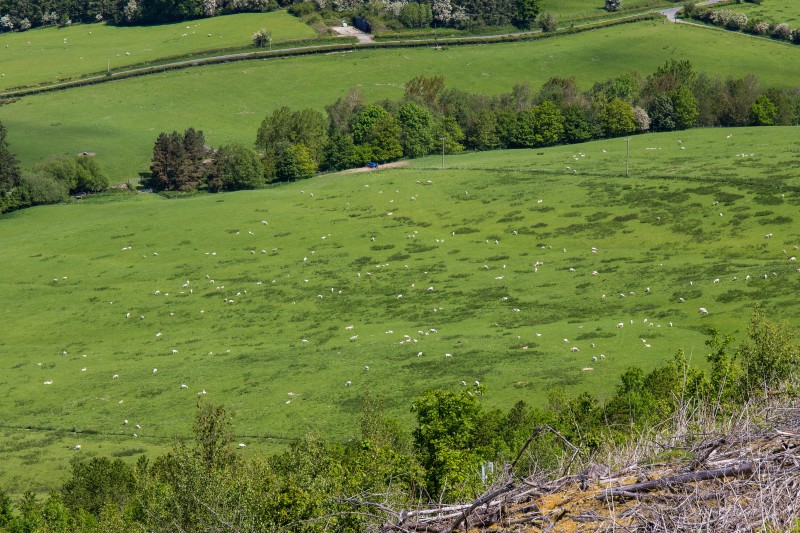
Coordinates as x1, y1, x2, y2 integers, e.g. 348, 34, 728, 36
0, 13, 659, 101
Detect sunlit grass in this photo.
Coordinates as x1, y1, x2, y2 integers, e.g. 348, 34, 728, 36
2, 126, 800, 494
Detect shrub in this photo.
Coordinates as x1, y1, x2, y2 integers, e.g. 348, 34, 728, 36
251, 28, 271, 48
791, 28, 800, 43
751, 20, 770, 35
632, 106, 650, 131
682, 2, 696, 17
727, 12, 747, 30
18, 172, 69, 205
288, 2, 317, 16
538, 12, 558, 32
605, 0, 621, 12
772, 23, 791, 41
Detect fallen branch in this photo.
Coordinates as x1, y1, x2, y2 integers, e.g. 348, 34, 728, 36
443, 482, 514, 532
600, 462, 755, 499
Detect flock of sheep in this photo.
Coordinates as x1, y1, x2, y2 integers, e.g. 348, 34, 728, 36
30, 144, 799, 453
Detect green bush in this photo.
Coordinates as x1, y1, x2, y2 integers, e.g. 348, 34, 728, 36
538, 12, 558, 32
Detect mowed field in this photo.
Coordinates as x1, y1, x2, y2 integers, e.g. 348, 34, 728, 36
3, 19, 800, 180
0, 11, 317, 91
2, 127, 800, 493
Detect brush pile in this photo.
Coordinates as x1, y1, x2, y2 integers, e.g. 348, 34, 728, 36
378, 422, 800, 532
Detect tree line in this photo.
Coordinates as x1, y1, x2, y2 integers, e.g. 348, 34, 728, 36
0, 308, 796, 531
143, 60, 800, 193
0, 0, 280, 31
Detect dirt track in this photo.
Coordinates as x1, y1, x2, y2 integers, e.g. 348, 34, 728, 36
339, 161, 409, 174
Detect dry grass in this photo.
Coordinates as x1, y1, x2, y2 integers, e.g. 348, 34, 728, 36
369, 393, 800, 532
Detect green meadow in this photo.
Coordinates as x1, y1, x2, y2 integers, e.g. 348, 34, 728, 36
3, 19, 800, 180
541, 0, 669, 20
724, 0, 800, 26
0, 11, 317, 91
2, 126, 800, 493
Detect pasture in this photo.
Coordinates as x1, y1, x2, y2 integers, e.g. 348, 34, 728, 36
2, 126, 800, 493
541, 0, 669, 21
3, 19, 800, 180
724, 0, 800, 26
0, 11, 317, 91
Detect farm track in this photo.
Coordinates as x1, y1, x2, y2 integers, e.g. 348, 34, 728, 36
0, 3, 733, 101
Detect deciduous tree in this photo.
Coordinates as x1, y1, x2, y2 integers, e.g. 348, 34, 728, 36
597, 98, 636, 137
208, 143, 264, 191
398, 102, 435, 158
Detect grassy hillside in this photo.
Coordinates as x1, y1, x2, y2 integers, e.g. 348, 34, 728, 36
2, 19, 800, 180
2, 127, 800, 493
0, 11, 317, 91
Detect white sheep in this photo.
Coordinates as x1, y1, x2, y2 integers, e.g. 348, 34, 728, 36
571, 346, 580, 352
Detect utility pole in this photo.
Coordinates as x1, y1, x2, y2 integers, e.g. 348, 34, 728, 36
440, 137, 445, 168
625, 137, 630, 177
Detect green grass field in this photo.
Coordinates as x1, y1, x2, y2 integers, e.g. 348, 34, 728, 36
724, 0, 800, 26
2, 19, 800, 180
0, 11, 317, 91
2, 126, 800, 494
541, 0, 668, 20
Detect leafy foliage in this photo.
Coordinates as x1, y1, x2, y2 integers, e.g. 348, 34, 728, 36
208, 143, 264, 191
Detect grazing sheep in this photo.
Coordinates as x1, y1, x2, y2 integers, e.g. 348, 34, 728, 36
198, 389, 207, 396
617, 322, 624, 328
152, 368, 157, 374
363, 365, 369, 371
571, 346, 580, 352
592, 356, 598, 362
345, 381, 352, 387
699, 307, 709, 314
445, 353, 453, 358
73, 445, 81, 450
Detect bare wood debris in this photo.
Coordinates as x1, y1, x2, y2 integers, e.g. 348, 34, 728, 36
369, 421, 800, 532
